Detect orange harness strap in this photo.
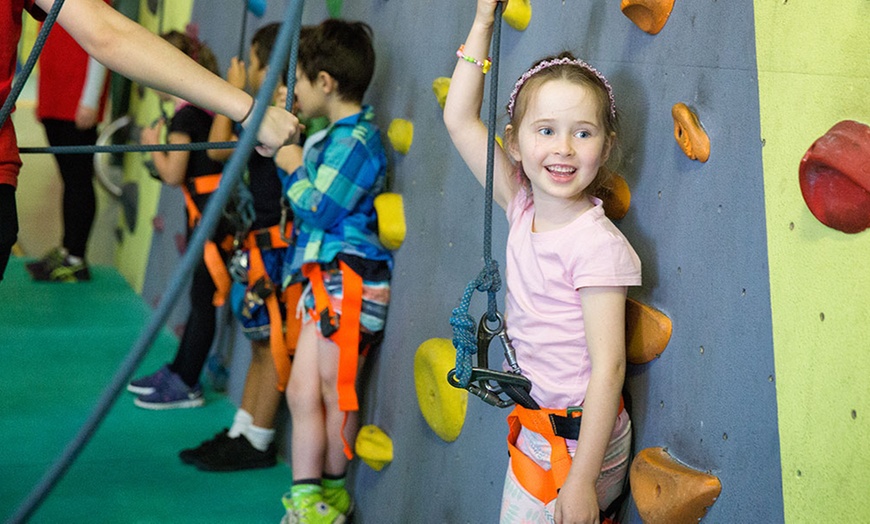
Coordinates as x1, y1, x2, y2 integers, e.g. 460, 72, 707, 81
244, 226, 292, 391
180, 174, 231, 306
507, 398, 625, 505
302, 260, 364, 459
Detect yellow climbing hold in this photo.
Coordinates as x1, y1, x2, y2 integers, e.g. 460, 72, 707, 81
355, 425, 393, 471
374, 193, 406, 250
503, 0, 531, 31
414, 338, 468, 442
432, 77, 451, 109
387, 118, 414, 155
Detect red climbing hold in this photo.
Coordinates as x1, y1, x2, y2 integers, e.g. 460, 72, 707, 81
799, 120, 870, 233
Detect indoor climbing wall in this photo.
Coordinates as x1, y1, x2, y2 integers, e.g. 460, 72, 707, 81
247, 1, 780, 522
115, 0, 195, 292
754, 1, 870, 522
118, 0, 870, 521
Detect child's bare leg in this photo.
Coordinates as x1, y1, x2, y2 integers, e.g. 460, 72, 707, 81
244, 339, 282, 429
319, 340, 363, 476
286, 321, 327, 480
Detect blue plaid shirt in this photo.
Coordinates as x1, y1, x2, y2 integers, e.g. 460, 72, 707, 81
280, 106, 393, 286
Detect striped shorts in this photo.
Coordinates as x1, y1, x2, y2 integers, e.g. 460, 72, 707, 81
297, 263, 391, 341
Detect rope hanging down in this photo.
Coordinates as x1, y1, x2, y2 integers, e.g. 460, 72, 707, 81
449, 2, 504, 389
6, 2, 305, 522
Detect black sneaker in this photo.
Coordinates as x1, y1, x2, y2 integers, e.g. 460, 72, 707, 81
191, 433, 277, 472
179, 429, 231, 465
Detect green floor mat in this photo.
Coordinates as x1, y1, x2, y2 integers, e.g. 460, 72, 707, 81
1, 258, 291, 523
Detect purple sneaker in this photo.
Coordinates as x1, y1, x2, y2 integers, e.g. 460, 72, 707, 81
127, 365, 172, 395
134, 371, 204, 410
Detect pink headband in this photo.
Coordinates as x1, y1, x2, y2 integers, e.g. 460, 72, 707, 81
507, 57, 617, 120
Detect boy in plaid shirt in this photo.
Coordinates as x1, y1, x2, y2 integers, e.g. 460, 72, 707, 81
274, 19, 391, 524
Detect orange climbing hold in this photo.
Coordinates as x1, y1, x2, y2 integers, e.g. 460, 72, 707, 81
630, 447, 721, 524
595, 172, 631, 220
621, 0, 675, 35
625, 298, 672, 364
672, 102, 710, 163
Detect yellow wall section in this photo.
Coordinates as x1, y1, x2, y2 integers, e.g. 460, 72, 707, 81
754, 1, 870, 521
115, 1, 194, 292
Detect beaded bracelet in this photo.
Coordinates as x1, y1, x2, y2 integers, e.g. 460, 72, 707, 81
456, 44, 492, 74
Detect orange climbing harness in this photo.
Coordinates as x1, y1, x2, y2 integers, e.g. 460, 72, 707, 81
506, 397, 625, 505
302, 260, 364, 459
180, 174, 233, 306
241, 224, 300, 391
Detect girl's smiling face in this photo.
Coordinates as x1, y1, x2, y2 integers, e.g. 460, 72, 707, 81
508, 79, 611, 205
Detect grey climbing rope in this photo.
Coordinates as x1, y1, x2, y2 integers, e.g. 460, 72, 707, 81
450, 2, 504, 388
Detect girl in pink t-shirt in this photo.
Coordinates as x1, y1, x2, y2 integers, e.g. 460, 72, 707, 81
444, 1, 641, 523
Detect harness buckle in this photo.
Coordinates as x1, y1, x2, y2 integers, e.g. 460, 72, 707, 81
319, 308, 340, 338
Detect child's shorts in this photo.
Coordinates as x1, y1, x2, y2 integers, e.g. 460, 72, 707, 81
230, 247, 287, 341
500, 409, 632, 523
297, 259, 390, 354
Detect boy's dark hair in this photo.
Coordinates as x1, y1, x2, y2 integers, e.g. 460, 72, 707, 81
251, 22, 280, 70
298, 19, 375, 103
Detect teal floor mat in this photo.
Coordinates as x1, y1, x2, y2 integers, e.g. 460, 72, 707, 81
1, 258, 291, 523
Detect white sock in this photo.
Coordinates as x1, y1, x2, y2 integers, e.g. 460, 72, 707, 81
243, 424, 275, 452
228, 409, 253, 438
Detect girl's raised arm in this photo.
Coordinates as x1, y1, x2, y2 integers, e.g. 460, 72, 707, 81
443, 0, 515, 209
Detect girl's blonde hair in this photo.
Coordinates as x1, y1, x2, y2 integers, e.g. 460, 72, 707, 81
504, 51, 621, 197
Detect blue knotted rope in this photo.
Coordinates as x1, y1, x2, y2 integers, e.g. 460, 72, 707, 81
451, 3, 504, 388
6, 2, 304, 522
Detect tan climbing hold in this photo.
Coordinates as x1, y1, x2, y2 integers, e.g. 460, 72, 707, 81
432, 77, 451, 109
625, 298, 672, 364
595, 171, 631, 220
621, 0, 675, 35
355, 424, 393, 471
414, 338, 468, 442
630, 447, 721, 524
672, 103, 710, 163
503, 0, 532, 31
374, 193, 406, 250
387, 118, 414, 154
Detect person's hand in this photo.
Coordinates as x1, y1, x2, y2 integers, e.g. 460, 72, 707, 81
227, 57, 247, 90
74, 104, 99, 130
248, 106, 300, 157
140, 119, 164, 146
0, 184, 19, 281
476, 0, 506, 21
553, 478, 600, 524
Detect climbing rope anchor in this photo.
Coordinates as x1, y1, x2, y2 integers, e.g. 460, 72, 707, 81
448, 312, 539, 410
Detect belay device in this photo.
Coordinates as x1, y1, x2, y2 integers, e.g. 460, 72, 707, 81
446, 3, 538, 411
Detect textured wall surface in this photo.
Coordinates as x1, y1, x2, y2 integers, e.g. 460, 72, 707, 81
181, 1, 786, 523
754, 1, 870, 522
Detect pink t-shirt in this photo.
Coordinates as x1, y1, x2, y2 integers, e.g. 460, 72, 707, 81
504, 190, 641, 409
